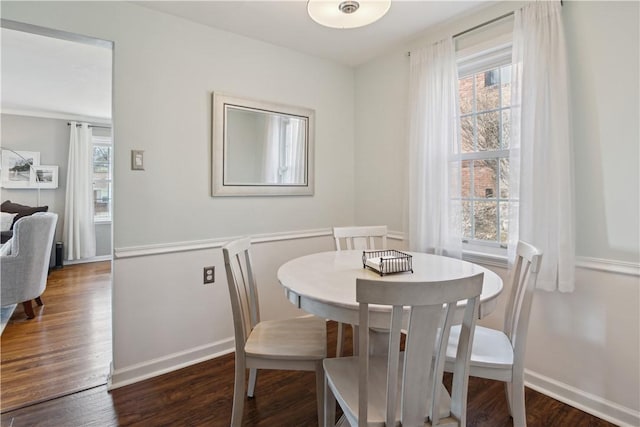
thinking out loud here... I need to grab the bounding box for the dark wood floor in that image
[1,261,112,412]
[0,263,615,427]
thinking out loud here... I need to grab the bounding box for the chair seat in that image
[446,325,514,371]
[324,355,454,427]
[245,316,326,360]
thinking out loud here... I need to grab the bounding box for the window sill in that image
[462,246,508,269]
[94,219,112,225]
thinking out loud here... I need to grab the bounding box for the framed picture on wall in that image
[0,150,40,188]
[31,165,59,189]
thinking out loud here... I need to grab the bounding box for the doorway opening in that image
[0,19,114,413]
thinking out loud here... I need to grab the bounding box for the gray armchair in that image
[1,212,58,319]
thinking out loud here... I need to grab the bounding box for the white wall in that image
[354,51,408,231]
[565,1,640,262]
[1,115,68,242]
[0,114,113,258]
[354,1,640,425]
[1,0,356,386]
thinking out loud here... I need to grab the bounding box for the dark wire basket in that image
[362,249,413,276]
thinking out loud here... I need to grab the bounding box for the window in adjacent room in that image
[92,135,112,222]
[457,49,512,251]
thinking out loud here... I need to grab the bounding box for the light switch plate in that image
[131,150,144,170]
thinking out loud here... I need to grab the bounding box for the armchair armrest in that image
[0,239,12,257]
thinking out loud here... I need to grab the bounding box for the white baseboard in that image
[64,254,112,265]
[525,369,640,427]
[107,337,234,390]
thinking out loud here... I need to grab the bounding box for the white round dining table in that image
[277,250,503,330]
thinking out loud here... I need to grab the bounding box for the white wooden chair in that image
[333,225,388,252]
[323,273,483,427]
[222,237,327,427]
[444,241,543,427]
[332,225,388,357]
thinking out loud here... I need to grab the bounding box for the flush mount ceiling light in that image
[307,0,391,29]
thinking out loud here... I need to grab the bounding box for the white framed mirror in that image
[212,93,315,196]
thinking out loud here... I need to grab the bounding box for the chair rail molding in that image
[575,256,640,277]
[114,229,639,277]
[114,228,405,259]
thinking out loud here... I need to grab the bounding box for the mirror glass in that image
[212,93,315,196]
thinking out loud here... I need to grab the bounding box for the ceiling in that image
[1,28,113,121]
[135,1,490,66]
[1,1,490,121]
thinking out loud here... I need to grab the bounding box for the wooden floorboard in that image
[0,349,616,427]
[0,261,112,413]
[0,263,616,426]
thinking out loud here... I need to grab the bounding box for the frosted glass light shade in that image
[307,0,391,29]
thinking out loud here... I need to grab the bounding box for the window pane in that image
[501,109,511,149]
[93,181,111,219]
[93,146,111,179]
[461,160,471,197]
[473,159,497,199]
[500,202,509,244]
[457,59,513,248]
[462,200,472,239]
[459,75,474,114]
[460,116,474,153]
[476,71,500,112]
[499,158,510,198]
[477,111,500,151]
[501,65,512,107]
[474,201,497,241]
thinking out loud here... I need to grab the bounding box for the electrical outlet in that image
[203,266,215,284]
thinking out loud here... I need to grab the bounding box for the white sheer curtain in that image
[263,116,306,185]
[281,119,306,184]
[262,115,281,184]
[509,1,575,292]
[63,122,96,261]
[408,38,462,258]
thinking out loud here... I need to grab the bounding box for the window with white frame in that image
[457,45,513,250]
[92,136,112,222]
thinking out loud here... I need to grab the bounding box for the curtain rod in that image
[452,0,563,39]
[407,12,512,57]
[67,122,111,129]
[452,11,514,39]
[408,0,563,57]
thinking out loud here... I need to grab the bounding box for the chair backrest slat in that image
[231,254,251,341]
[449,294,479,422]
[402,304,442,426]
[333,225,388,251]
[356,274,483,426]
[503,241,543,368]
[223,237,261,356]
[430,300,458,425]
